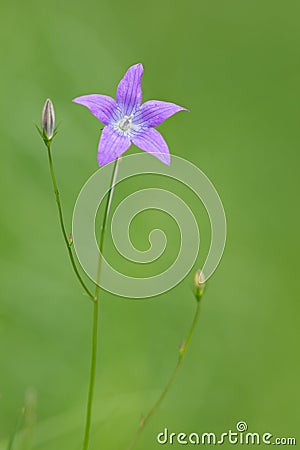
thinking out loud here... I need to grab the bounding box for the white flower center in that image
[118,114,134,132]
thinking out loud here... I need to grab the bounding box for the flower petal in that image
[73,94,117,125]
[132,128,170,165]
[97,126,131,166]
[134,100,188,127]
[116,63,144,115]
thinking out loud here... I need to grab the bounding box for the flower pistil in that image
[118,113,134,132]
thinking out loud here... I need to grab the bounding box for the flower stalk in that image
[45,140,95,301]
[126,271,206,450]
[38,99,121,450]
[82,157,121,450]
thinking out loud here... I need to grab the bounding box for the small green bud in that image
[41,98,55,140]
[194,269,205,301]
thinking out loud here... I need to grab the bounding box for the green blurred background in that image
[1,0,299,448]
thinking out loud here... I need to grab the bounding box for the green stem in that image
[94,158,120,299]
[46,143,95,302]
[82,300,98,450]
[126,297,202,450]
[82,158,120,450]
[7,407,24,450]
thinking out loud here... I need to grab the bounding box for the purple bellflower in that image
[73,63,188,166]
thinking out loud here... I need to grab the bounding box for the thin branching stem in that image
[46,143,95,301]
[126,297,202,450]
[82,158,120,450]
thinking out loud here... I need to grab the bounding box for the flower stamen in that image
[118,114,134,132]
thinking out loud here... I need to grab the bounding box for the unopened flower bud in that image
[41,98,55,140]
[194,269,205,301]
